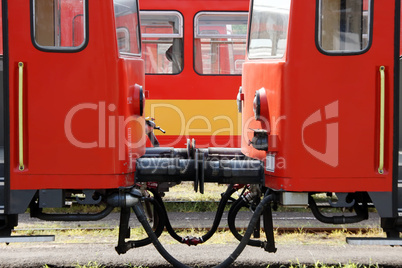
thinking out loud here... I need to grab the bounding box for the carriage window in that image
[33,0,86,50]
[318,0,371,54]
[248,0,290,59]
[194,12,247,75]
[114,0,141,56]
[140,11,183,74]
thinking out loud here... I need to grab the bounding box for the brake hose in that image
[128,197,166,248]
[116,196,166,254]
[133,192,275,268]
[150,184,237,245]
[309,194,368,224]
[228,194,266,248]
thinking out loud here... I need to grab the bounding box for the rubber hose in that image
[149,189,183,243]
[133,192,274,268]
[33,204,114,221]
[309,195,368,224]
[151,184,236,244]
[128,197,166,248]
[228,196,247,241]
[227,195,265,247]
[201,184,236,242]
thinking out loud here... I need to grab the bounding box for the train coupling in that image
[135,140,264,193]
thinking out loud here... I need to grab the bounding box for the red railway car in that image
[239,0,402,240]
[140,0,249,148]
[0,0,145,235]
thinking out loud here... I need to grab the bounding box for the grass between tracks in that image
[39,183,232,214]
[42,261,381,268]
[163,182,230,202]
[44,262,148,268]
[285,261,380,268]
[12,225,386,246]
[42,182,363,214]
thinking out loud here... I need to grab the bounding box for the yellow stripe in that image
[145,100,242,136]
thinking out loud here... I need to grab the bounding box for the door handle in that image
[378,66,385,174]
[18,62,24,171]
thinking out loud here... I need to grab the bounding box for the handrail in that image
[18,62,24,171]
[378,66,385,174]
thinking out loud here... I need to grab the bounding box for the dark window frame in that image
[194,10,248,76]
[115,0,142,57]
[315,0,374,56]
[246,0,291,60]
[30,0,89,53]
[140,10,184,75]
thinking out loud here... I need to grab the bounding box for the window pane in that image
[194,12,247,75]
[34,0,86,49]
[248,0,290,59]
[318,0,370,53]
[140,11,183,74]
[114,0,141,55]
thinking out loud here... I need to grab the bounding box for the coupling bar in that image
[144,147,188,158]
[143,147,245,160]
[135,157,264,185]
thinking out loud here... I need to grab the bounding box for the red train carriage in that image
[239,0,402,240]
[140,0,249,148]
[0,0,145,236]
[241,0,389,192]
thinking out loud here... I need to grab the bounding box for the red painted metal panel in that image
[7,0,145,190]
[241,1,395,192]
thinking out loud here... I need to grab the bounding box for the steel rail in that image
[12,226,375,234]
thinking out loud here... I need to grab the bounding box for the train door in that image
[3,0,145,196]
[242,0,398,203]
[5,0,90,180]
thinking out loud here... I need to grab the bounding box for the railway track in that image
[12,226,377,234]
[13,210,381,235]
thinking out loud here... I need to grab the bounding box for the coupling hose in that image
[133,192,275,268]
[228,195,266,248]
[309,195,368,224]
[151,184,236,245]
